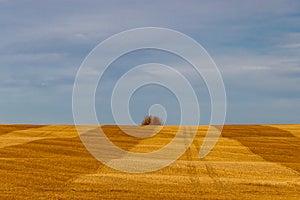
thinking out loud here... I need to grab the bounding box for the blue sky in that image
[0,0,300,124]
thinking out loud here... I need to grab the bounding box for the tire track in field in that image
[78,126,197,175]
[199,125,236,198]
[178,125,234,198]
[182,126,200,185]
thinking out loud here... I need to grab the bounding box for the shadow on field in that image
[82,125,143,152]
[0,125,46,135]
[221,125,300,173]
[0,136,100,197]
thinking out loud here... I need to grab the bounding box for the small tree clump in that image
[141,115,163,125]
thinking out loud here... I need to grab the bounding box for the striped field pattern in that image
[0,124,299,199]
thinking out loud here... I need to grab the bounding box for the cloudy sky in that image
[0,0,299,124]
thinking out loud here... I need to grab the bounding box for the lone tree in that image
[141,115,163,125]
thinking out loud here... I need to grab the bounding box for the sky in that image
[0,0,300,125]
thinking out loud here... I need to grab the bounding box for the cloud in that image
[279,43,300,49]
[0,0,299,124]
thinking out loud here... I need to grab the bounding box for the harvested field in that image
[0,124,299,199]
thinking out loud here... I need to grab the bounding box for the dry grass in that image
[0,124,299,199]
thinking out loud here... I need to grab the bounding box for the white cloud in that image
[279,43,300,49]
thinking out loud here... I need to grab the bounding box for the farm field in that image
[0,124,299,199]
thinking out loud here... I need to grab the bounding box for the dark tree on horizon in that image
[141,115,163,125]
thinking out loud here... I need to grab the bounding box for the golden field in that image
[0,124,299,199]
